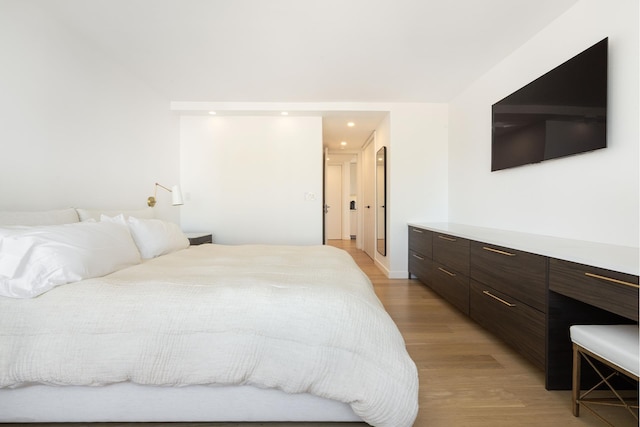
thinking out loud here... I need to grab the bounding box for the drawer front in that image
[433,233,469,276]
[470,280,545,370]
[188,234,213,246]
[549,258,639,321]
[431,262,469,315]
[408,226,432,258]
[409,250,432,284]
[470,240,547,312]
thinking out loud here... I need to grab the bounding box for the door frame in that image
[360,132,376,259]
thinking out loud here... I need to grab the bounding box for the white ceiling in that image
[37,0,579,151]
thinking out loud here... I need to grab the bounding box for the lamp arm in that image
[155,182,173,193]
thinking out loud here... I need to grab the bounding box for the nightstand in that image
[185,232,213,246]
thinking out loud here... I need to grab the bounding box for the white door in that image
[362,137,375,259]
[325,164,342,240]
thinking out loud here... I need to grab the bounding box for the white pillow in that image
[77,208,154,222]
[126,217,189,259]
[0,221,141,298]
[100,213,127,226]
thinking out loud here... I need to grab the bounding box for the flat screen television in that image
[491,38,607,171]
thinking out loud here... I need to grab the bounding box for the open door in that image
[324,163,342,241]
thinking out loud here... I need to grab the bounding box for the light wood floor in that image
[4,240,635,427]
[332,239,636,427]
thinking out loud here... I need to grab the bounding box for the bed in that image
[0,209,419,426]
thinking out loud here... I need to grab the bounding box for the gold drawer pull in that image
[412,254,425,261]
[483,246,516,257]
[438,235,456,242]
[411,228,424,233]
[482,291,516,307]
[438,267,456,277]
[585,272,640,289]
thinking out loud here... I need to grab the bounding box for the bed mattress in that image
[0,244,418,427]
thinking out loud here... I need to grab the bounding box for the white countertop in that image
[408,222,639,276]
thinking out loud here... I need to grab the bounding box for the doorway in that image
[324,164,342,241]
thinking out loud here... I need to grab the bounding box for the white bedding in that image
[0,244,418,427]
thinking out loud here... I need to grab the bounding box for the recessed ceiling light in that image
[281,111,289,116]
[340,141,347,146]
[347,122,355,127]
[208,111,216,115]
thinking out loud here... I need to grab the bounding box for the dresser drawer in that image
[470,280,545,370]
[431,261,469,315]
[408,226,432,258]
[470,241,547,312]
[409,250,432,284]
[549,258,639,321]
[433,233,469,276]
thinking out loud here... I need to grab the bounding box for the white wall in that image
[448,0,639,247]
[0,2,180,222]
[388,104,449,277]
[179,115,323,245]
[373,114,391,271]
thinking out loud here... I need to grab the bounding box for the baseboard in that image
[388,270,410,279]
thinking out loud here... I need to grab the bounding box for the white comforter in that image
[0,244,418,427]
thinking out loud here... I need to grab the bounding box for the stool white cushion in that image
[570,324,639,377]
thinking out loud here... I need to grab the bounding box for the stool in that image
[570,324,639,425]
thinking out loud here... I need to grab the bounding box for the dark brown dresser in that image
[408,222,639,390]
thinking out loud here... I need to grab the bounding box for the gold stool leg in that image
[572,343,581,417]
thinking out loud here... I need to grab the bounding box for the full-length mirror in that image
[376,146,386,256]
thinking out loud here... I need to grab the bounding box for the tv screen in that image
[491,38,607,171]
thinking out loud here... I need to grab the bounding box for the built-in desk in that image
[408,222,639,390]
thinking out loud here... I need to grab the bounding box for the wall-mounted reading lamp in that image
[147,183,184,207]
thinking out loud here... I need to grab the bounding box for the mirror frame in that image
[376,146,386,256]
